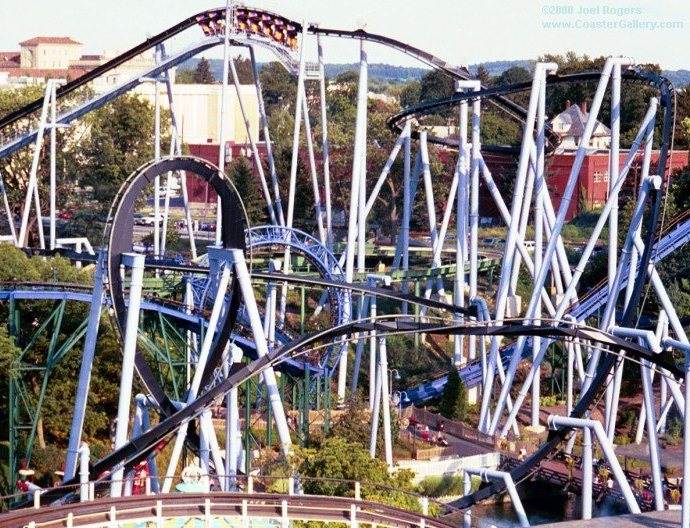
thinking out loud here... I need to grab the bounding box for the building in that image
[545,101,689,219]
[187,141,270,204]
[550,101,611,151]
[130,83,260,146]
[132,82,263,204]
[547,150,689,219]
[18,37,82,70]
[0,36,154,86]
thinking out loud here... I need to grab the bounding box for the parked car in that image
[138,214,163,226]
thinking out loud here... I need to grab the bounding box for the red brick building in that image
[187,142,269,203]
[547,150,689,220]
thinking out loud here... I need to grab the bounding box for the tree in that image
[335,70,359,84]
[193,57,215,84]
[0,85,81,244]
[230,55,254,85]
[0,245,122,471]
[439,366,468,421]
[493,66,532,87]
[475,64,491,85]
[419,69,454,102]
[298,437,419,511]
[399,81,421,108]
[260,62,296,114]
[175,67,196,84]
[67,93,170,218]
[674,88,690,149]
[230,157,267,225]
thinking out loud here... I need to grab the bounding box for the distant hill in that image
[663,69,690,88]
[178,58,690,87]
[468,60,534,76]
[177,58,428,82]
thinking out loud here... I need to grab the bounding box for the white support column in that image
[18,81,52,247]
[225,343,243,487]
[582,427,593,520]
[0,170,16,244]
[162,254,232,492]
[65,250,106,480]
[228,54,277,226]
[317,34,333,249]
[280,20,309,330]
[495,74,651,436]
[301,94,327,243]
[49,82,57,250]
[640,360,664,510]
[454,94,468,367]
[468,83,481,375]
[340,40,369,401]
[400,128,413,316]
[249,46,283,226]
[379,337,393,467]
[479,63,546,433]
[356,40,368,274]
[78,443,90,502]
[153,48,161,258]
[604,62,622,432]
[419,131,443,300]
[111,253,146,497]
[369,293,376,408]
[232,248,292,454]
[215,0,233,246]
[548,415,641,514]
[349,294,371,403]
[531,66,548,431]
[463,468,530,527]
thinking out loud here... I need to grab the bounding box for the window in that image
[593,171,602,183]
[603,171,609,182]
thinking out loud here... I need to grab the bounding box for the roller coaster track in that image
[0,491,458,528]
[387,68,674,149]
[0,281,313,378]
[0,6,554,157]
[0,4,679,515]
[35,311,680,508]
[402,210,690,405]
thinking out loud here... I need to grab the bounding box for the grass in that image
[416,474,480,497]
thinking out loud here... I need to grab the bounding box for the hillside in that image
[178,58,690,87]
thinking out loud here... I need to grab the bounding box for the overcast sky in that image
[1,1,689,70]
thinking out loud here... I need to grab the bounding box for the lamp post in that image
[388,369,400,397]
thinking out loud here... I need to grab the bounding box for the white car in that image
[138,214,164,226]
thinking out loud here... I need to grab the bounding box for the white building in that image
[550,101,611,151]
[129,82,260,145]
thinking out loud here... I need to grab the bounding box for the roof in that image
[0,52,20,69]
[19,37,82,46]
[551,104,611,139]
[3,67,90,80]
[0,51,20,70]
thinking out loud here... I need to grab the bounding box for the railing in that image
[501,457,655,512]
[402,407,498,450]
[0,474,470,528]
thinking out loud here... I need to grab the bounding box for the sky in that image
[1,1,689,70]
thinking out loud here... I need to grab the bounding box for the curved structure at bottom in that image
[0,491,457,528]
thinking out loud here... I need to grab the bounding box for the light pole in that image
[388,369,400,397]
